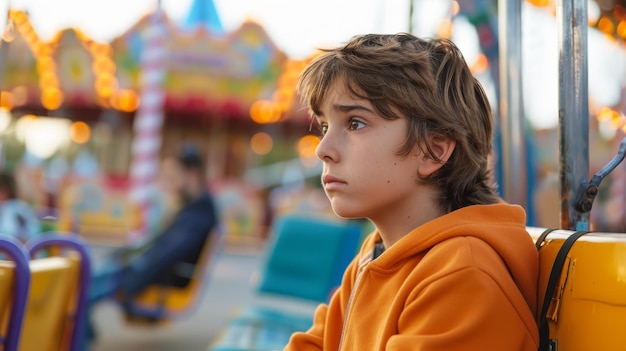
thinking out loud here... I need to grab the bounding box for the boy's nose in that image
[315,134,338,162]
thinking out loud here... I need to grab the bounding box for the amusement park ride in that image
[498,0,626,350]
[1,0,626,350]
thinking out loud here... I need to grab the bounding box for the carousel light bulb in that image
[70,121,91,144]
[24,118,70,159]
[0,91,13,110]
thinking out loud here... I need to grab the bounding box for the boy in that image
[285,33,538,350]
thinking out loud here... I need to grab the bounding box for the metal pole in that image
[409,0,415,34]
[557,0,589,230]
[498,0,528,209]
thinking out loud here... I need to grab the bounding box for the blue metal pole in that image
[498,0,528,210]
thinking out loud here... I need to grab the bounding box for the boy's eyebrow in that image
[316,102,374,118]
[333,103,374,114]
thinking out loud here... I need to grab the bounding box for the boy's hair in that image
[297,33,499,212]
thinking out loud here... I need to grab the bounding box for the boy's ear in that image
[417,135,456,177]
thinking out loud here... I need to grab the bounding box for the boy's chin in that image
[331,207,362,219]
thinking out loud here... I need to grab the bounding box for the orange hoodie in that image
[284,203,539,350]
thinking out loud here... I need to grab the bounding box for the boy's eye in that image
[312,121,327,136]
[320,124,329,135]
[348,119,365,131]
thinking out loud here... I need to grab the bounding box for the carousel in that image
[0,0,324,245]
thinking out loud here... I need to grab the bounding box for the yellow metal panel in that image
[531,227,626,351]
[570,240,626,305]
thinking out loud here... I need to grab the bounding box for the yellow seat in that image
[0,261,15,324]
[530,226,626,351]
[22,234,91,351]
[0,261,17,346]
[127,228,225,322]
[19,256,80,351]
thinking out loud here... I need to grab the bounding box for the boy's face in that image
[314,81,426,221]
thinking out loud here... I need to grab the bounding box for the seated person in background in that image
[0,171,41,242]
[86,146,219,343]
[117,144,219,299]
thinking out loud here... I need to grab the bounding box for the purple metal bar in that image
[26,234,92,351]
[0,234,30,351]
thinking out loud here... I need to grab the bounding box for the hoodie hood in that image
[368,203,537,315]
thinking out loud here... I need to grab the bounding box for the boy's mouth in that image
[322,174,347,190]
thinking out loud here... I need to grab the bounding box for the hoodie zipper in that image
[337,263,368,350]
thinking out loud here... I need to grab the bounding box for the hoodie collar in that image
[366,203,527,269]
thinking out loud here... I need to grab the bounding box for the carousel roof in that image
[182,0,224,34]
[0,8,292,121]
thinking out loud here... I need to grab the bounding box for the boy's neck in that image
[371,190,445,248]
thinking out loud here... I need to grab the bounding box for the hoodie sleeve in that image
[284,236,372,351]
[284,303,328,350]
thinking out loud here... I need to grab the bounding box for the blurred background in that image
[0,0,626,349]
[1,0,626,243]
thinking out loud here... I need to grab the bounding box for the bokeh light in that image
[112,89,140,112]
[0,91,13,109]
[297,134,320,167]
[16,116,71,159]
[0,108,12,133]
[41,87,64,110]
[250,132,273,155]
[250,100,281,124]
[70,121,91,144]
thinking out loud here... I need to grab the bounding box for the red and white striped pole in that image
[128,4,168,244]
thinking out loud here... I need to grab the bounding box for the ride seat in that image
[123,227,225,322]
[24,234,92,351]
[209,214,363,351]
[19,256,80,351]
[530,226,626,351]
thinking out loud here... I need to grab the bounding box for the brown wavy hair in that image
[297,33,500,213]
